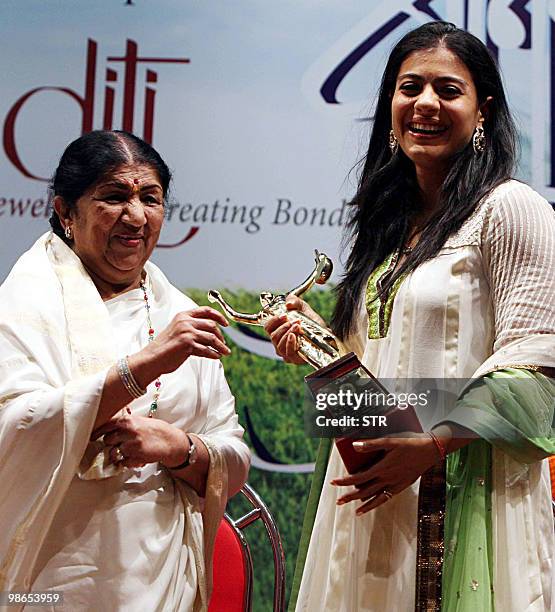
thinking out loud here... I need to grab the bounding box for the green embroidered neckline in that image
[366,252,408,339]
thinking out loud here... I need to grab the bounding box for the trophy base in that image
[305,352,422,474]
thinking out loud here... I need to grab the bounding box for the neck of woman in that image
[415,165,448,218]
[85,266,143,301]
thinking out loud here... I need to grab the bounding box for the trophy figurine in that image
[208,250,340,369]
[208,250,422,473]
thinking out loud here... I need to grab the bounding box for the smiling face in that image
[55,163,165,297]
[391,46,486,180]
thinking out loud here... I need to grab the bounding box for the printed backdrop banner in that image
[2,1,554,290]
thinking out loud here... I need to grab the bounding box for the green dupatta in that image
[288,371,555,611]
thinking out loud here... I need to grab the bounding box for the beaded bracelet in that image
[117,357,146,399]
[428,431,447,462]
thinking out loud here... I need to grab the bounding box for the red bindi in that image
[133,178,139,184]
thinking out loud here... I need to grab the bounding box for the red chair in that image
[209,483,286,612]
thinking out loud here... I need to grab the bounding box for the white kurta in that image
[0,233,250,611]
[296,180,555,611]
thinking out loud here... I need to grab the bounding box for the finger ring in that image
[114,447,124,462]
[382,489,394,499]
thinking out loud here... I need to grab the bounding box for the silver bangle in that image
[117,357,146,399]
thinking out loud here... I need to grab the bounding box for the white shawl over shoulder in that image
[0,233,250,611]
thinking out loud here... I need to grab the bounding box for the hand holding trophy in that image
[208,250,421,473]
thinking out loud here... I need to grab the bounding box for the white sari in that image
[0,233,250,611]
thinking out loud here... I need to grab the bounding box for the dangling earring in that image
[473,125,485,154]
[64,226,73,240]
[389,129,398,155]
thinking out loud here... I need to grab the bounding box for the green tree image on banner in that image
[187,287,335,611]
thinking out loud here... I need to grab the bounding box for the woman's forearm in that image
[431,422,476,456]
[164,433,210,497]
[94,348,160,430]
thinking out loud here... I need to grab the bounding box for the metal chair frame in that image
[223,482,286,612]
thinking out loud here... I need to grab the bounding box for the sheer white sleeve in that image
[477,182,555,371]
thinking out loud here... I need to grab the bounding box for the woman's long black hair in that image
[331,21,517,340]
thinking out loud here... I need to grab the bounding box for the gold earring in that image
[389,129,398,155]
[473,125,485,154]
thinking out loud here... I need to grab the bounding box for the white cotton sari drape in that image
[0,233,250,611]
[295,180,555,611]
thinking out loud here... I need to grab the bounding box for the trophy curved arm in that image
[207,290,262,325]
[288,250,333,298]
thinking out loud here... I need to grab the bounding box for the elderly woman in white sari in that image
[0,130,250,611]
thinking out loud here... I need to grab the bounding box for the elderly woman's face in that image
[391,46,486,176]
[68,163,165,288]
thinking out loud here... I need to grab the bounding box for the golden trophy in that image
[208,250,338,369]
[208,250,421,473]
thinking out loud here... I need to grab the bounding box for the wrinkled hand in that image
[263,294,328,364]
[92,414,189,469]
[331,434,439,515]
[146,306,230,375]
